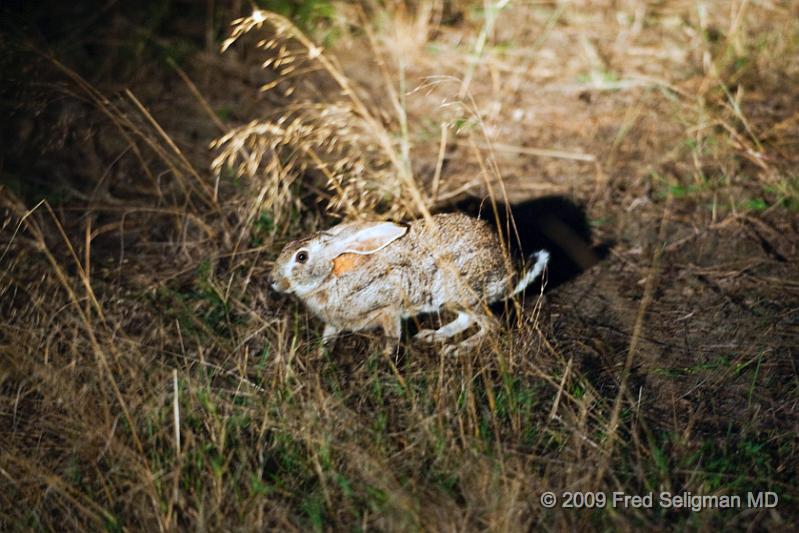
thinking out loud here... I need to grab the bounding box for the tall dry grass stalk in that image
[210,8,428,222]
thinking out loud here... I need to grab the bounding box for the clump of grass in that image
[210,9,421,222]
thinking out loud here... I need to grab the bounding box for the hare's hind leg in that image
[414,311,475,343]
[443,312,496,355]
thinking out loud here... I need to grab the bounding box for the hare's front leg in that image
[318,324,340,356]
[379,311,402,356]
[414,311,475,343]
[322,324,340,344]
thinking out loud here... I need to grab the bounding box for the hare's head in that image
[270,221,408,297]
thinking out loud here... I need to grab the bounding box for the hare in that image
[269,204,550,354]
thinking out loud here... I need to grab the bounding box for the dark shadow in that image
[446,195,611,294]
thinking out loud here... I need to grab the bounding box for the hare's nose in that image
[267,271,281,293]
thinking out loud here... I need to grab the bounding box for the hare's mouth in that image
[268,272,292,294]
[271,280,291,294]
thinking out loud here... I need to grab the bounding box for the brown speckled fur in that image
[270,213,531,353]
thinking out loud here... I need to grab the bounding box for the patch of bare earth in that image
[2,1,798,530]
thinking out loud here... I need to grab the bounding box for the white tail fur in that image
[511,250,549,296]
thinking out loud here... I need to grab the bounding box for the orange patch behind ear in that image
[332,253,370,277]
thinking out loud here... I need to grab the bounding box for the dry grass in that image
[2,0,799,531]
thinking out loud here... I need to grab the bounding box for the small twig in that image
[431,123,448,204]
[549,357,573,420]
[172,369,181,456]
[457,140,596,162]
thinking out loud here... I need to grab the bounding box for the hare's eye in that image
[295,251,308,264]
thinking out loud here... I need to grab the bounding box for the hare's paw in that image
[414,329,441,343]
[444,324,492,355]
[441,341,482,356]
[441,340,477,356]
[441,343,460,356]
[382,337,401,357]
[416,312,476,345]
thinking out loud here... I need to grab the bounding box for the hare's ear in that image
[329,221,408,257]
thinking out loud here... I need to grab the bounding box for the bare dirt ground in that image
[2,1,798,531]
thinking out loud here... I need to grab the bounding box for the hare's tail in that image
[450,195,606,293]
[511,249,549,296]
